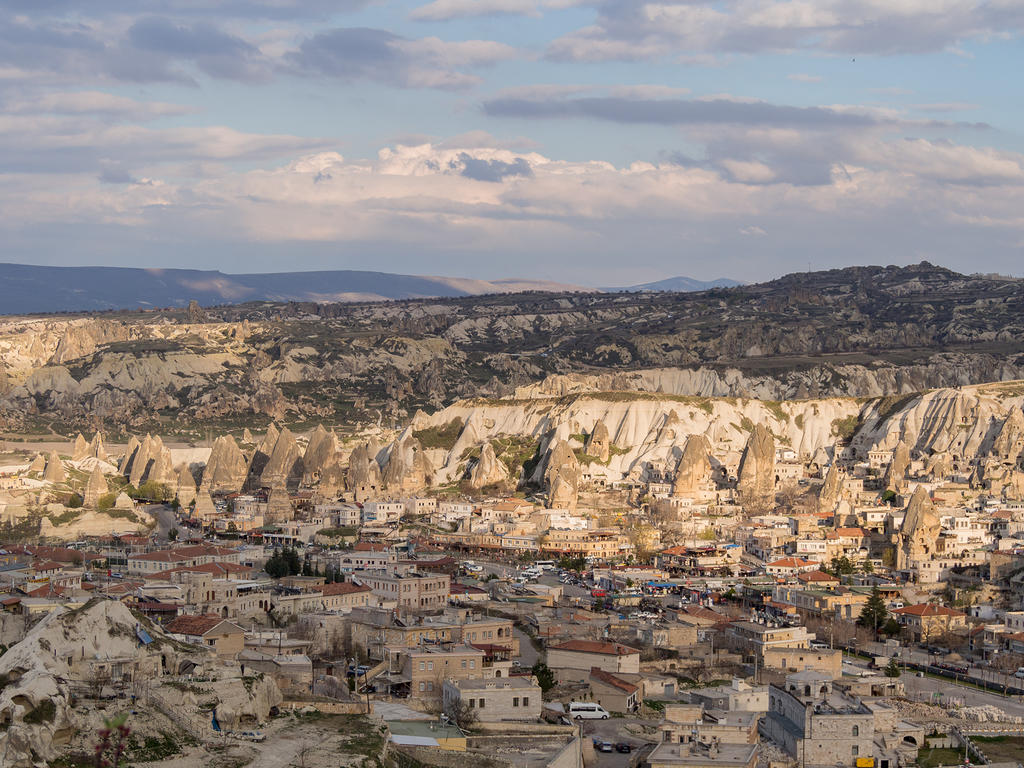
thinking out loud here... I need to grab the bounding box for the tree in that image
[884,658,901,678]
[829,556,855,576]
[168,527,178,542]
[882,617,901,637]
[531,662,556,693]
[861,559,874,574]
[444,698,478,730]
[857,587,888,636]
[97,492,117,511]
[67,493,83,509]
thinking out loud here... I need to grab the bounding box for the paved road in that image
[146,504,178,543]
[579,715,658,768]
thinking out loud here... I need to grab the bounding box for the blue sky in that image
[1,0,1022,286]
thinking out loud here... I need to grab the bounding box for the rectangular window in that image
[469,699,475,708]
[513,697,519,707]
[470,661,475,669]
[428,662,434,671]
[428,682,433,691]
[523,697,529,706]
[419,661,425,671]
[461,660,467,668]
[479,699,485,708]
[419,682,425,692]
[852,747,859,756]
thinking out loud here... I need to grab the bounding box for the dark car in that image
[597,742,614,753]
[615,743,632,753]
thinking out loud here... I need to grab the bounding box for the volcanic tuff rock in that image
[71,433,88,461]
[43,450,64,483]
[897,485,942,569]
[672,435,713,496]
[260,426,303,489]
[992,407,1024,464]
[246,424,279,488]
[302,424,337,482]
[818,461,842,513]
[5,263,1024,434]
[383,436,432,493]
[469,442,510,490]
[28,453,45,473]
[83,464,107,507]
[544,439,581,510]
[737,424,775,503]
[347,443,382,502]
[584,420,611,463]
[176,464,197,506]
[202,435,247,493]
[885,441,911,494]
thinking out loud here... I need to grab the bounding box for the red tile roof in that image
[148,562,253,580]
[893,604,966,618]
[589,667,638,694]
[322,581,372,596]
[165,614,238,637]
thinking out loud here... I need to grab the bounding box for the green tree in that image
[857,587,888,636]
[884,658,901,678]
[67,493,83,509]
[531,662,556,693]
[882,617,901,637]
[168,527,178,542]
[97,492,117,511]
[861,559,874,574]
[829,556,855,576]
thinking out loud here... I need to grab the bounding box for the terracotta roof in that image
[893,604,966,618]
[31,560,66,572]
[798,570,839,583]
[589,667,638,694]
[354,542,388,551]
[549,640,640,656]
[322,581,372,596]
[165,614,237,637]
[148,562,253,580]
[129,550,193,563]
[766,557,817,568]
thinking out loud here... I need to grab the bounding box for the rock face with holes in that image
[544,439,581,510]
[897,485,942,571]
[0,599,280,768]
[671,435,713,497]
[584,420,611,463]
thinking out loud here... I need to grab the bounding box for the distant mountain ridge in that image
[0,263,585,314]
[614,276,743,292]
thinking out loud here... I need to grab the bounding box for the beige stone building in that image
[547,640,640,683]
[443,676,542,722]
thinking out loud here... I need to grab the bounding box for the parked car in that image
[570,702,610,719]
[597,742,614,753]
[615,743,632,753]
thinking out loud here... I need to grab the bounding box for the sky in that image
[2,1,1023,287]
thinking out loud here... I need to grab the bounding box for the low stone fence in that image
[280,698,370,714]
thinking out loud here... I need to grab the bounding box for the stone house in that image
[891,604,967,642]
[762,648,843,679]
[547,640,640,683]
[442,676,542,722]
[587,667,639,713]
[164,615,245,658]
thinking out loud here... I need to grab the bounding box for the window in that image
[513,697,519,707]
[470,660,475,669]
[852,726,859,737]
[852,747,859,756]
[427,682,433,691]
[461,660,467,669]
[523,697,529,707]
[419,682,425,692]
[428,662,434,671]
[478,699,485,708]
[469,699,475,708]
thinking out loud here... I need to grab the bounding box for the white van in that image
[569,702,610,720]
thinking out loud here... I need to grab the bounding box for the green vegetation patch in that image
[317,527,358,538]
[413,419,464,450]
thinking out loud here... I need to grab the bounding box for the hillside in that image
[2,261,1024,436]
[0,263,585,314]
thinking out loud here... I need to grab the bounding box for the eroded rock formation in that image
[737,424,775,503]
